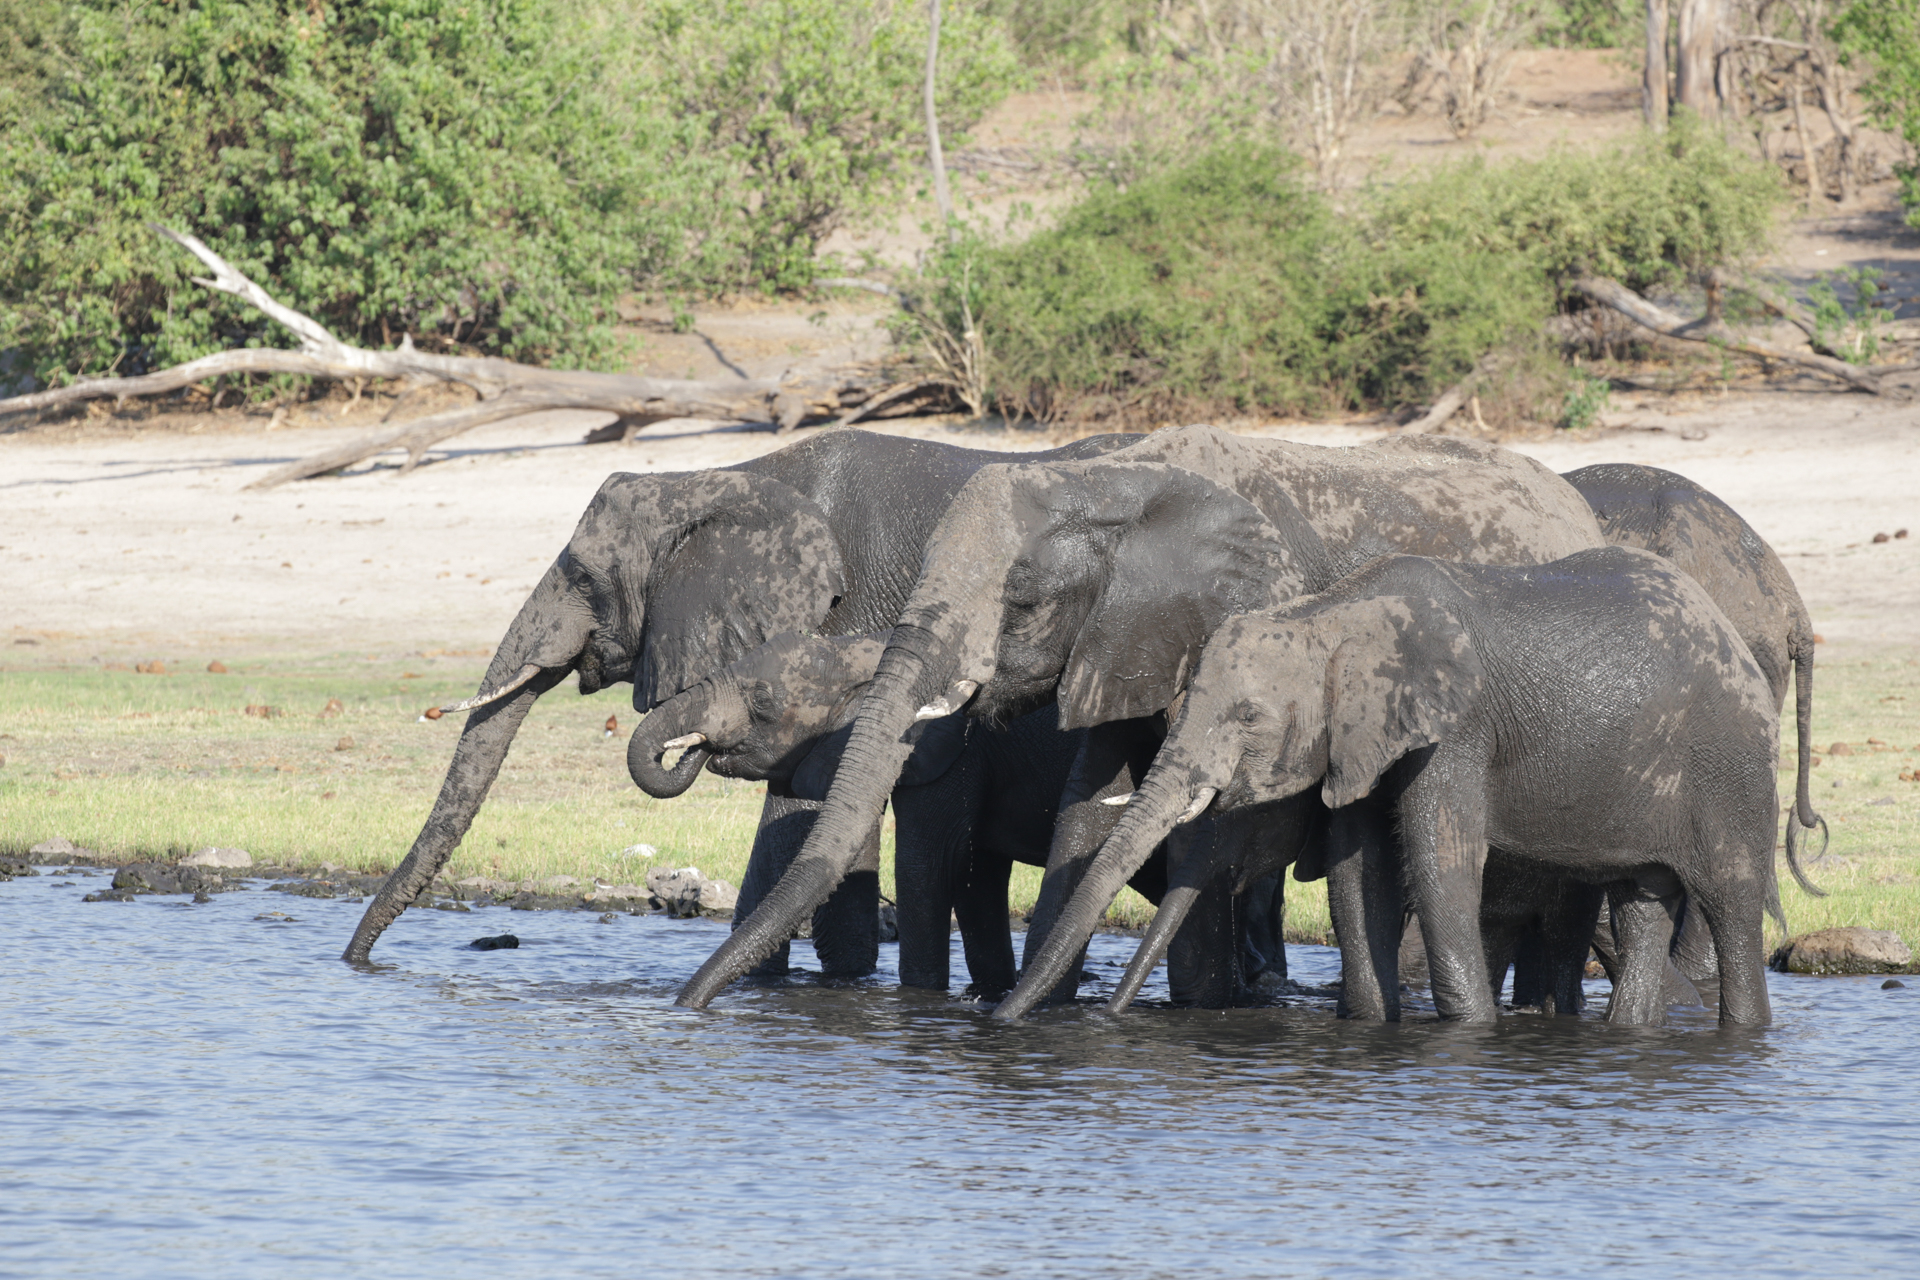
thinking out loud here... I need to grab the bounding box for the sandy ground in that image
[6,49,1917,665]
[4,397,1914,665]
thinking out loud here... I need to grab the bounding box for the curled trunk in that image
[627,686,717,798]
[675,630,947,1007]
[992,775,1193,1021]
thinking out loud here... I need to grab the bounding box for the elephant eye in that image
[747,682,777,716]
[1237,702,1260,725]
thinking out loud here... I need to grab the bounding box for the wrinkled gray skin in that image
[676,424,1608,1009]
[997,547,1782,1027]
[1474,464,1826,1006]
[629,630,1187,994]
[342,429,1136,967]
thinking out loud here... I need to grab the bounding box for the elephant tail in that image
[1782,623,1828,899]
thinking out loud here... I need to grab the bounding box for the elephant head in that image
[342,470,846,964]
[675,457,1320,1006]
[993,575,1486,1019]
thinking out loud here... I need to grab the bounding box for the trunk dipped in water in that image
[343,561,589,964]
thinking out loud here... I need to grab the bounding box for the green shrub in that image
[1835,0,1920,223]
[0,0,702,383]
[903,123,1785,426]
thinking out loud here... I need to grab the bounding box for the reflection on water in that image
[2,870,1915,1279]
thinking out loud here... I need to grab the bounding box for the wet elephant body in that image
[343,429,1137,966]
[997,547,1784,1028]
[676,425,1610,1009]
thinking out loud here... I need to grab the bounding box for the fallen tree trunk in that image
[0,225,914,489]
[1573,274,1889,395]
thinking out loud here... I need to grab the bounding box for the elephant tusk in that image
[913,679,980,722]
[432,663,542,716]
[661,732,708,751]
[1177,787,1217,824]
[1101,793,1133,807]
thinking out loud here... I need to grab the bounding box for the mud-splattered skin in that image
[628,630,1176,994]
[342,429,1139,967]
[997,547,1781,1028]
[677,426,1610,1011]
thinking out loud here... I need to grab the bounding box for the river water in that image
[3,868,1915,1279]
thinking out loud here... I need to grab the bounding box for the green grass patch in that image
[8,645,1906,952]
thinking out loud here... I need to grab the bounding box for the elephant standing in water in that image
[675,425,1610,1009]
[996,548,1785,1028]
[342,429,1136,967]
[626,630,1181,995]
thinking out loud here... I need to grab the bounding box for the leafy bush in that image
[902,124,1785,426]
[1835,0,1920,222]
[0,0,697,382]
[638,0,1020,292]
[0,0,1018,387]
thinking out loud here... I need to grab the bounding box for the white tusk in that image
[914,679,979,722]
[436,663,541,715]
[662,733,708,751]
[1177,787,1217,824]
[1101,793,1133,807]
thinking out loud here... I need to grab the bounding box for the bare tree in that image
[1675,0,1724,117]
[1414,0,1541,139]
[1646,0,1672,131]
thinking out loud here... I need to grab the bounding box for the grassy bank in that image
[6,645,1917,949]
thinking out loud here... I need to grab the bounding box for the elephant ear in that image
[1319,596,1485,809]
[633,473,846,710]
[791,698,971,801]
[1055,463,1303,729]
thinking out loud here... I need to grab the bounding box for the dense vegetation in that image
[901,121,1784,425]
[0,0,1015,382]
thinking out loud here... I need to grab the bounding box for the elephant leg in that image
[1603,883,1672,1025]
[1668,891,1719,988]
[1397,754,1495,1024]
[1164,820,1239,1008]
[1690,872,1773,1027]
[1536,880,1604,1017]
[1397,912,1429,989]
[1589,897,1620,985]
[891,782,971,991]
[1325,799,1403,1022]
[954,852,1018,996]
[735,791,819,977]
[1240,871,1286,985]
[809,812,881,978]
[1023,717,1162,1004]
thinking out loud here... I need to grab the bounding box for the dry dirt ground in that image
[4,49,1917,663]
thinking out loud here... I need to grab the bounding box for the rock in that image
[0,860,36,880]
[335,736,354,751]
[1869,797,1895,807]
[645,866,737,918]
[30,837,80,858]
[1884,979,1907,990]
[470,933,520,950]
[192,891,212,904]
[597,912,618,924]
[1829,742,1854,756]
[619,843,658,860]
[181,846,252,869]
[1873,532,1891,544]
[1769,927,1914,975]
[207,660,228,673]
[877,900,899,943]
[254,911,297,922]
[82,889,136,903]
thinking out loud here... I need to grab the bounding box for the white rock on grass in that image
[30,837,80,857]
[645,866,738,917]
[619,843,658,859]
[181,847,252,869]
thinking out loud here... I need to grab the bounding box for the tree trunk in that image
[1674,0,1719,117]
[1645,0,1671,131]
[924,0,954,238]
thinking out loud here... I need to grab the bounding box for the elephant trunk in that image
[1108,876,1208,1013]
[993,771,1205,1021]
[675,627,952,1008]
[627,683,720,798]
[343,666,569,964]
[343,559,590,965]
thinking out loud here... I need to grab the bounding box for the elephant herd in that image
[343,426,1823,1028]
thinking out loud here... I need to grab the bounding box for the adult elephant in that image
[341,428,1136,967]
[675,424,1609,1009]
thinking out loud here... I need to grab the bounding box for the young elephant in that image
[627,630,1177,994]
[996,546,1783,1027]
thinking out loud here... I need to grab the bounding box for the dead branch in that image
[0,225,899,487]
[1572,274,1886,394]
[1398,354,1501,434]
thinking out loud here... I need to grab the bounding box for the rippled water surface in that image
[4,869,1916,1279]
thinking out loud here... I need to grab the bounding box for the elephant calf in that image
[996,546,1785,1028]
[627,630,1179,995]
